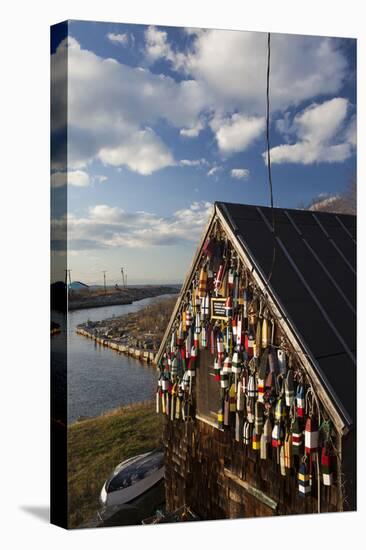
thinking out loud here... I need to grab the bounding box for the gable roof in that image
[217,202,356,427]
[157,201,356,431]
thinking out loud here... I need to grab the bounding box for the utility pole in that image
[65,269,72,293]
[121,267,125,287]
[102,270,107,295]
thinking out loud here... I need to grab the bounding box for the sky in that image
[51,20,356,285]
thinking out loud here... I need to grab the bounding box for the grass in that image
[67,400,163,528]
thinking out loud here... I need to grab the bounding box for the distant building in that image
[69,281,89,291]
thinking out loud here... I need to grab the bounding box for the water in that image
[53,294,175,423]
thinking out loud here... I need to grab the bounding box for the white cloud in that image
[95,175,108,183]
[107,32,129,45]
[180,120,204,137]
[268,98,355,165]
[66,202,213,250]
[212,114,265,154]
[207,166,222,177]
[51,170,91,188]
[230,168,250,180]
[145,26,186,69]
[52,37,207,173]
[147,29,348,114]
[98,128,174,175]
[179,158,208,167]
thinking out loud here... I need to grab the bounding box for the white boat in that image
[98,449,165,526]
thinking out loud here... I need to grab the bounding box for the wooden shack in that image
[156,201,356,520]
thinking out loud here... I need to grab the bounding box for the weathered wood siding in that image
[163,417,340,519]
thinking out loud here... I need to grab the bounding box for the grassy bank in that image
[68,401,163,528]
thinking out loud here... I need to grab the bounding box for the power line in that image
[265,32,276,282]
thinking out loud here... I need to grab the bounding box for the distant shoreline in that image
[68,284,179,311]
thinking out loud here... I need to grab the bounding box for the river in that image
[52,294,174,423]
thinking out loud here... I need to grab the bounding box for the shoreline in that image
[76,326,157,364]
[68,285,179,311]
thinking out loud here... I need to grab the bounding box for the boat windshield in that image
[107,451,164,493]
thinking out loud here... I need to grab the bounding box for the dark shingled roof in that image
[217,202,356,427]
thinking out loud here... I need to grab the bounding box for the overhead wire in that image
[265,32,277,282]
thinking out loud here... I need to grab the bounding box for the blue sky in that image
[51,21,356,285]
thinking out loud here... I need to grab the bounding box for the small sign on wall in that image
[211,298,228,320]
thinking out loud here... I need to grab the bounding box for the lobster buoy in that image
[291,416,303,456]
[274,397,286,423]
[305,416,319,454]
[236,315,243,346]
[246,397,255,423]
[255,400,264,435]
[223,355,232,374]
[268,347,278,374]
[295,384,305,418]
[235,412,242,442]
[280,445,286,476]
[176,386,183,419]
[201,295,210,318]
[245,329,255,358]
[185,307,193,328]
[217,333,224,361]
[228,268,235,289]
[252,427,261,451]
[198,267,208,298]
[171,356,178,378]
[170,331,176,353]
[201,326,207,348]
[236,380,245,411]
[260,417,272,459]
[177,321,184,346]
[284,431,293,469]
[277,349,287,375]
[170,383,177,420]
[298,458,311,497]
[220,368,229,389]
[214,265,225,295]
[285,369,294,407]
[232,351,242,376]
[218,404,224,429]
[272,422,283,448]
[243,421,252,445]
[229,383,236,413]
[156,387,160,414]
[224,296,233,318]
[247,374,257,399]
[255,321,262,356]
[261,317,270,349]
[224,392,230,426]
[232,317,237,342]
[257,348,269,403]
[321,445,334,486]
[243,289,249,320]
[214,358,221,381]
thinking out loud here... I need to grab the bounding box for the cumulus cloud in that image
[98,128,174,175]
[51,170,91,188]
[268,98,355,164]
[230,168,250,180]
[180,120,204,138]
[51,37,207,173]
[107,32,130,46]
[66,202,213,250]
[146,28,348,114]
[51,31,354,175]
[212,114,265,154]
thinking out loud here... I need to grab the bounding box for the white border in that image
[1,1,364,548]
